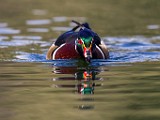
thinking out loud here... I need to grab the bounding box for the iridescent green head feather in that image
[76,28,94,62]
[81,37,92,47]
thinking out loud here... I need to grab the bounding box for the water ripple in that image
[0,22,8,28]
[147,24,160,30]
[104,36,160,63]
[0,39,47,48]
[27,28,49,33]
[51,27,73,32]
[52,16,86,22]
[0,28,20,34]
[26,19,51,25]
[0,36,9,41]
[32,9,48,15]
[12,36,42,40]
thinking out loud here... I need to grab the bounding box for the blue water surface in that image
[0,21,160,66]
[10,36,160,66]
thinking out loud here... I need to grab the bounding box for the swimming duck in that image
[46,20,109,62]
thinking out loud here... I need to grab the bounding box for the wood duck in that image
[46,20,109,62]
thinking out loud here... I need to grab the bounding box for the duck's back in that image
[55,31,78,46]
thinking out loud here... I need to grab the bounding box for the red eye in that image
[77,39,83,45]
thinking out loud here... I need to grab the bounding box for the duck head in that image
[75,28,95,62]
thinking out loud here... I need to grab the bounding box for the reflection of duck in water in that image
[77,81,95,94]
[46,20,109,62]
[75,70,97,81]
[76,70,102,94]
[52,67,102,95]
[52,66,102,81]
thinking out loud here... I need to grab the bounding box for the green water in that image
[0,62,160,120]
[0,0,160,120]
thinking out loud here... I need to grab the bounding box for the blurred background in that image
[0,0,160,60]
[1,0,160,36]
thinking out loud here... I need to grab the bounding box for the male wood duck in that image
[46,20,109,62]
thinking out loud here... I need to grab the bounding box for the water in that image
[0,0,160,120]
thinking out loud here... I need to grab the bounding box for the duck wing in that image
[55,31,77,46]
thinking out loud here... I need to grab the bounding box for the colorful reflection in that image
[52,66,103,95]
[51,65,105,110]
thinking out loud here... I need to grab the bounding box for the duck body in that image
[46,21,109,62]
